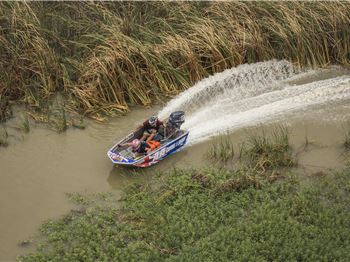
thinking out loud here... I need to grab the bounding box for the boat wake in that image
[158,60,350,145]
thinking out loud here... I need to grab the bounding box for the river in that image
[1,60,350,260]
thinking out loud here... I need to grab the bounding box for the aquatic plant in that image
[18,167,350,261]
[71,117,86,130]
[1,2,350,121]
[19,114,30,133]
[66,193,92,206]
[344,129,350,150]
[240,126,296,171]
[0,127,9,147]
[0,96,12,122]
[206,134,235,163]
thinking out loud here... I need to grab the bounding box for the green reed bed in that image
[240,126,296,171]
[1,2,350,121]
[18,166,350,261]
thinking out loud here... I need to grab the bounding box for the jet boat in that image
[107,111,189,167]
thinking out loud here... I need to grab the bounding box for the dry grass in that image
[1,2,350,120]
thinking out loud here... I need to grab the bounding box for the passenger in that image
[138,115,164,142]
[120,139,160,157]
[164,121,177,139]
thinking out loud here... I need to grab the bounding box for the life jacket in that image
[147,140,161,151]
[134,140,161,154]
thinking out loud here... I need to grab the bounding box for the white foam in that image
[158,60,350,145]
[158,60,295,118]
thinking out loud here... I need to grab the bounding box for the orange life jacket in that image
[147,140,161,151]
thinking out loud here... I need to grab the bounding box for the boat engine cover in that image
[169,111,185,128]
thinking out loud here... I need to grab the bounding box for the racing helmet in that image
[148,115,158,126]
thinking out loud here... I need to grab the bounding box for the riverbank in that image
[18,163,350,261]
[2,117,349,261]
[1,2,350,260]
[1,104,349,260]
[1,62,350,260]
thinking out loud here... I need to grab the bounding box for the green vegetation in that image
[71,117,86,130]
[48,106,67,133]
[18,166,350,261]
[16,128,350,261]
[1,2,350,121]
[344,129,350,150]
[19,113,30,133]
[206,134,235,163]
[0,96,12,122]
[240,126,296,171]
[5,2,350,260]
[206,126,296,170]
[0,127,9,147]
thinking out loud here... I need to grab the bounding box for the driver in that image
[138,115,164,142]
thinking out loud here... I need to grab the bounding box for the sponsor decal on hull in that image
[108,132,189,167]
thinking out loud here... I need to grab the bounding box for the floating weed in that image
[66,192,92,206]
[71,117,86,130]
[56,106,67,133]
[18,239,32,248]
[47,104,68,133]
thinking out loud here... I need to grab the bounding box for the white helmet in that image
[148,115,157,126]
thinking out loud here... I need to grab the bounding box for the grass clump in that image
[0,96,12,122]
[71,117,86,130]
[0,127,9,147]
[344,129,350,150]
[49,106,67,133]
[19,114,30,133]
[206,134,235,163]
[18,167,350,261]
[240,126,296,171]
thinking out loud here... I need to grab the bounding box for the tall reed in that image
[1,2,350,119]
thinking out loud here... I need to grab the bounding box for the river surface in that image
[1,61,350,260]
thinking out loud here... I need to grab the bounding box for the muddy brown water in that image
[1,110,349,261]
[1,72,350,260]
